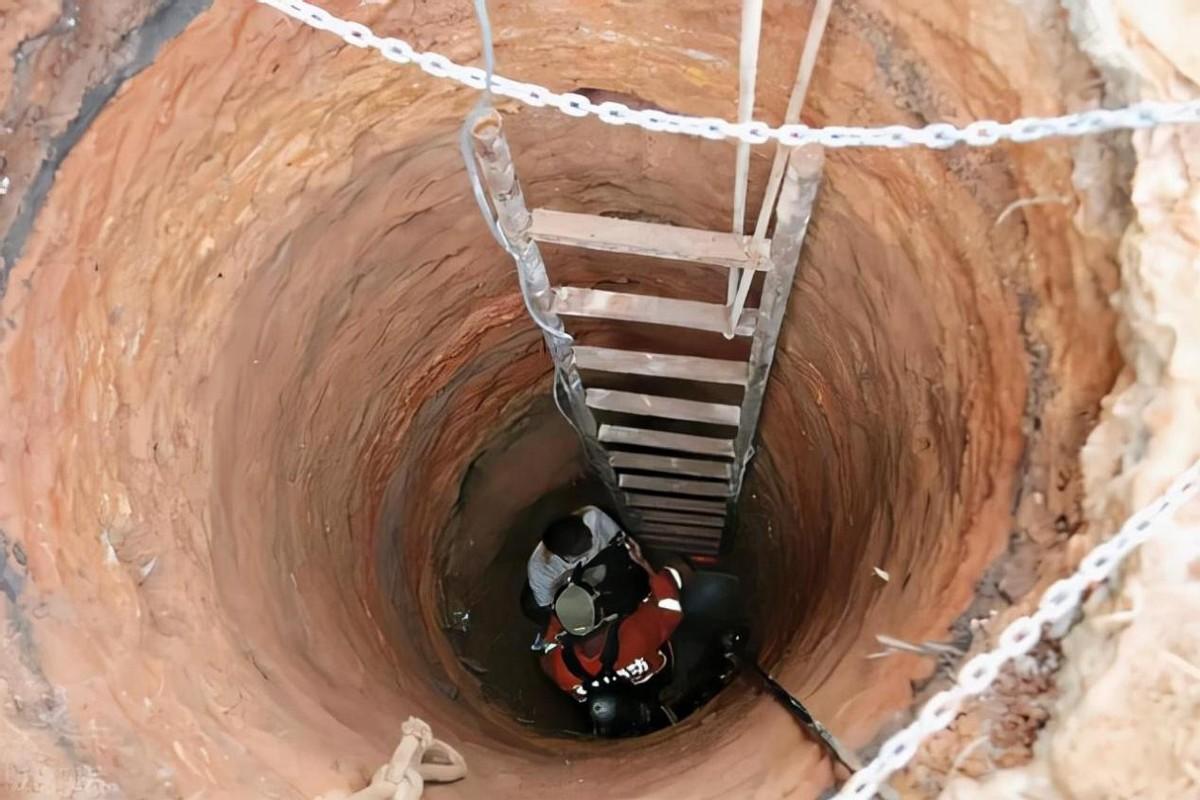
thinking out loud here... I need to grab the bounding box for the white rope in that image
[727,0,766,325]
[752,0,833,242]
[836,458,1200,799]
[458,0,585,456]
[732,0,764,237]
[727,0,833,337]
[255,0,1200,149]
[457,0,569,347]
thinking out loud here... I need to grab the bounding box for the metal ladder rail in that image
[471,109,823,556]
[469,112,630,526]
[729,145,824,509]
[541,149,823,552]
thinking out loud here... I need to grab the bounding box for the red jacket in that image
[541,567,684,700]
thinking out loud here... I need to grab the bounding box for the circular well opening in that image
[0,1,1127,797]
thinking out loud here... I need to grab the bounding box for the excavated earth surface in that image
[3,0,1183,797]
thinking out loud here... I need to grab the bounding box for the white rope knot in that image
[318,717,467,800]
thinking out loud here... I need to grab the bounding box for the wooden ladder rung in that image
[611,451,732,480]
[587,388,740,426]
[640,521,723,539]
[574,345,749,386]
[530,208,771,271]
[636,534,721,556]
[636,510,725,528]
[619,474,732,497]
[599,425,735,457]
[553,287,756,336]
[625,493,727,514]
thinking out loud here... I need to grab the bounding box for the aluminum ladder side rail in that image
[469,111,629,526]
[730,145,824,506]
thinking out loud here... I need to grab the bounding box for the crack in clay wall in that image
[0,0,1175,798]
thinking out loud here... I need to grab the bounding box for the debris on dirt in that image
[445,610,471,633]
[873,567,890,582]
[99,530,119,566]
[138,556,158,584]
[994,195,1070,226]
[458,657,488,676]
[868,634,965,661]
[895,639,1062,794]
[433,680,459,701]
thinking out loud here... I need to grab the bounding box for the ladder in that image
[470,111,823,559]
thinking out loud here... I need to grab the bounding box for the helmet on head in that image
[555,581,602,636]
[588,691,655,738]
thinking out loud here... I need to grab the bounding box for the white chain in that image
[836,459,1200,799]
[256,0,1200,149]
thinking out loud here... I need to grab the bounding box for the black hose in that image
[722,631,859,774]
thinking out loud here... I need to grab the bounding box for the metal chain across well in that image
[256,0,1200,149]
[836,459,1200,798]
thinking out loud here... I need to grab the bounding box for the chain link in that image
[836,459,1200,799]
[256,0,1200,149]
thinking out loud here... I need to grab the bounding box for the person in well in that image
[522,505,651,625]
[538,559,687,716]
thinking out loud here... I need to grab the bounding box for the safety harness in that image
[552,561,627,695]
[558,617,625,692]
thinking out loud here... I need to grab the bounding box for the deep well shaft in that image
[6,0,1181,797]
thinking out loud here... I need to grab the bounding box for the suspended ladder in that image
[468,0,830,559]
[471,118,822,558]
